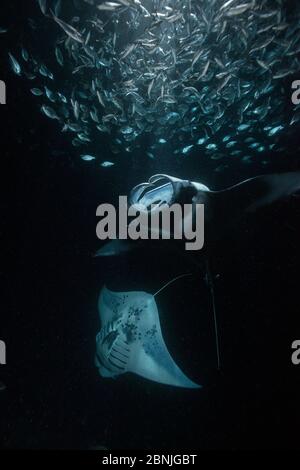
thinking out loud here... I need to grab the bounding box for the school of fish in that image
[6,0,300,168]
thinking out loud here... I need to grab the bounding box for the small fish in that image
[55,46,64,66]
[226,3,253,17]
[121,126,134,135]
[21,47,29,62]
[268,125,284,136]
[120,43,136,60]
[8,53,21,75]
[226,141,237,149]
[31,88,43,96]
[57,92,67,103]
[39,64,54,80]
[41,105,59,120]
[44,86,56,102]
[220,0,236,12]
[191,50,203,68]
[97,2,122,11]
[250,36,275,53]
[97,91,105,108]
[256,59,269,71]
[206,143,217,150]
[273,69,292,79]
[290,113,300,126]
[199,60,210,79]
[51,12,83,43]
[148,79,155,99]
[238,124,251,132]
[217,74,231,93]
[101,161,115,168]
[39,64,48,77]
[78,133,91,143]
[81,154,96,162]
[73,100,80,120]
[182,145,194,155]
[38,0,47,15]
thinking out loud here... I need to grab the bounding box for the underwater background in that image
[0,0,300,450]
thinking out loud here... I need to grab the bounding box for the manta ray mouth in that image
[130,174,210,209]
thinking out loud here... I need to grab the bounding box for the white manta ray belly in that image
[95,287,200,389]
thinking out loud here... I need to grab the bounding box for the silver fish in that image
[52,13,83,43]
[8,53,21,75]
[41,105,59,119]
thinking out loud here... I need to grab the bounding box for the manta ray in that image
[95,279,200,389]
[95,172,300,388]
[97,172,300,255]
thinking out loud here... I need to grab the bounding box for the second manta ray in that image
[95,172,300,388]
[96,279,200,389]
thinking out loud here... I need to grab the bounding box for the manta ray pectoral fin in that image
[94,239,140,257]
[96,287,201,389]
[95,359,116,378]
[243,172,300,212]
[95,239,178,258]
[128,337,201,389]
[216,172,300,213]
[206,172,300,237]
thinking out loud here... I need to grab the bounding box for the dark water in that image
[0,1,300,450]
